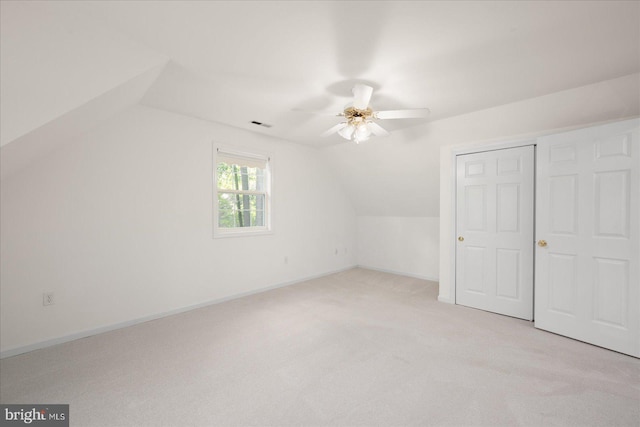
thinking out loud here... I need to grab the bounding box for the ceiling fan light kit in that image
[337,123,355,140]
[319,84,430,144]
[339,106,374,143]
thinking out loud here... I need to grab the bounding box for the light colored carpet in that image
[1,268,638,426]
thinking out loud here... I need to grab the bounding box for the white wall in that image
[0,105,357,355]
[438,74,640,303]
[356,216,439,281]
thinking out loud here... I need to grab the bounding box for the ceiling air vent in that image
[250,121,272,128]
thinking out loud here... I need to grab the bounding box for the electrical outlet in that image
[43,292,54,306]
[335,248,338,255]
[284,256,288,264]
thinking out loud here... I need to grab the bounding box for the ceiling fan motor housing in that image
[343,107,373,125]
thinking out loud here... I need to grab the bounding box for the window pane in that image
[218,193,265,228]
[217,162,265,191]
[218,193,238,228]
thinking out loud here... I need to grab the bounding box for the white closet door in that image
[456,146,535,320]
[535,119,639,357]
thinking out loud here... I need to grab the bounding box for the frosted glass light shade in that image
[355,123,372,140]
[338,124,355,140]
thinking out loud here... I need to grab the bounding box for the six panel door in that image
[535,119,639,357]
[456,146,535,320]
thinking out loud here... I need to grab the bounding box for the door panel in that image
[547,253,576,316]
[593,257,628,327]
[496,249,520,299]
[594,170,630,237]
[464,246,486,294]
[549,175,578,234]
[465,186,487,231]
[535,118,639,357]
[497,184,520,232]
[456,146,534,320]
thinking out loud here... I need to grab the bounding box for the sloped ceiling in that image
[0,65,166,179]
[68,0,640,143]
[1,1,639,214]
[0,1,169,145]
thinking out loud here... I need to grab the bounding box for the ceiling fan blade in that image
[375,108,431,119]
[368,122,389,137]
[352,84,374,110]
[321,122,347,137]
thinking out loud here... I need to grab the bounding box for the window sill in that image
[213,229,273,239]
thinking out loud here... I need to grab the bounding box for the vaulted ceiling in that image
[2,1,639,215]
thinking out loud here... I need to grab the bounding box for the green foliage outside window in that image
[217,161,265,228]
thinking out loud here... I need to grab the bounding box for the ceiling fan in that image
[320,84,430,143]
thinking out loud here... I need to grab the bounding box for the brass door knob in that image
[458,236,464,242]
[537,240,547,247]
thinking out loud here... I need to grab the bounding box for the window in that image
[213,146,271,237]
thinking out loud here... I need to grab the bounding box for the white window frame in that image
[213,144,272,238]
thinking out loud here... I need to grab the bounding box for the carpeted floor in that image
[1,268,639,426]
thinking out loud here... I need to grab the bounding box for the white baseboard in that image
[437,295,455,304]
[356,264,439,282]
[0,265,357,359]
